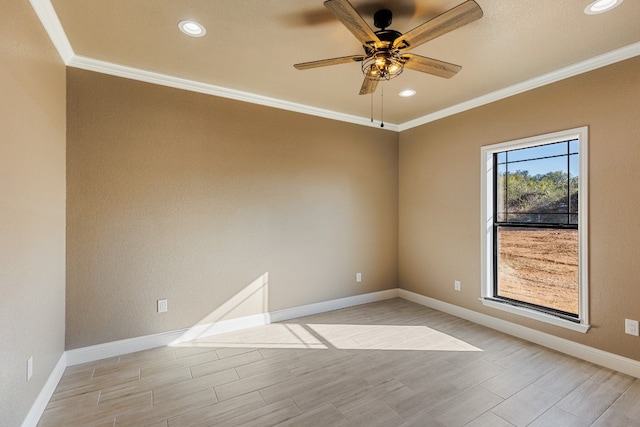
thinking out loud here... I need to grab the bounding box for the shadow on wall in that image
[170,273,482,352]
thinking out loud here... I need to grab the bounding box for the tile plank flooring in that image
[38,299,640,426]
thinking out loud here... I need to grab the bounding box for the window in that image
[481,128,589,332]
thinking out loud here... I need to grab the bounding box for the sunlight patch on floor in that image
[174,322,482,352]
[308,324,483,351]
[176,323,327,349]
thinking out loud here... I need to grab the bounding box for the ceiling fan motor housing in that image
[373,9,393,30]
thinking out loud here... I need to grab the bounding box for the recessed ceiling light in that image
[584,0,623,14]
[399,89,416,98]
[178,20,206,37]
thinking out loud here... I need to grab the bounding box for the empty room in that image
[2,0,640,426]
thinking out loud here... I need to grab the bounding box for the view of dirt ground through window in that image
[497,228,579,314]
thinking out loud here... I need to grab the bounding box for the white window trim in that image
[480,127,590,333]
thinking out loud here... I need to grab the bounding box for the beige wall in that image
[3,5,637,422]
[0,1,67,425]
[66,69,399,349]
[399,56,640,360]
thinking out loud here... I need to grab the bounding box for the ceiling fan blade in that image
[359,78,378,95]
[393,0,482,50]
[294,55,365,70]
[324,0,381,46]
[402,54,462,79]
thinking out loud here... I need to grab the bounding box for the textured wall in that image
[0,2,67,425]
[66,69,399,349]
[399,56,640,360]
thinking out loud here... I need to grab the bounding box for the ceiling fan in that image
[294,0,483,95]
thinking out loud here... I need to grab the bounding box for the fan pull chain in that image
[371,92,374,123]
[380,83,384,128]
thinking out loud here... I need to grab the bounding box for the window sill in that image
[480,298,590,333]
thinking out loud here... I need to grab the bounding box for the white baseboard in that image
[66,328,187,366]
[21,352,67,427]
[398,289,640,379]
[65,288,640,377]
[270,288,400,323]
[31,287,640,427]
[170,313,272,345]
[66,288,399,365]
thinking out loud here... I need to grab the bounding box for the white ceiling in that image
[32,0,640,130]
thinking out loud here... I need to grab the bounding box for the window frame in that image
[480,127,589,333]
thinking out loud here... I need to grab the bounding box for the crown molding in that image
[29,0,74,63]
[398,41,640,131]
[67,55,400,132]
[30,0,640,133]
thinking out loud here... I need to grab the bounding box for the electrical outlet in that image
[27,356,33,381]
[454,280,461,291]
[356,273,362,282]
[157,299,168,313]
[625,319,639,336]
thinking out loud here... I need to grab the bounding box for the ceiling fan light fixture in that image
[178,20,206,37]
[362,51,404,81]
[584,0,623,14]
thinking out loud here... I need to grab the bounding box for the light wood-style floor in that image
[38,299,640,426]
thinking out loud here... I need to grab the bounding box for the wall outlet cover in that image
[27,356,33,381]
[625,318,639,336]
